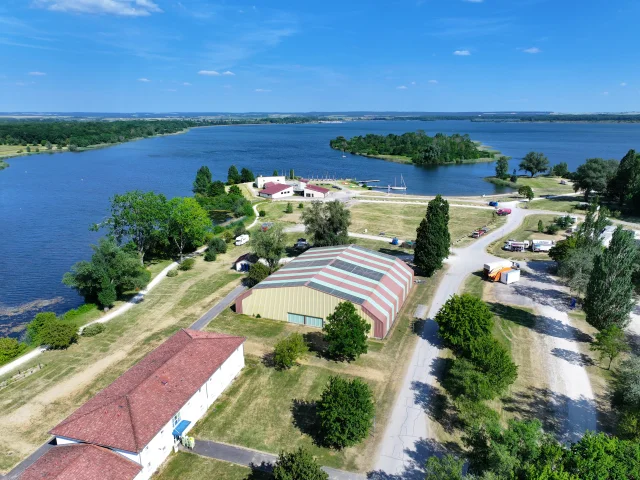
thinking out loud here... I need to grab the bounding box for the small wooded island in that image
[330,131,498,165]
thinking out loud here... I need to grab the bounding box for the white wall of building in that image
[256,176,286,189]
[259,186,293,199]
[55,345,245,480]
[303,188,327,198]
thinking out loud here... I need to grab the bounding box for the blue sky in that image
[0,0,638,112]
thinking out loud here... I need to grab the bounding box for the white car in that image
[235,234,249,246]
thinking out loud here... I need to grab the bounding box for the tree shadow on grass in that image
[303,331,329,359]
[291,399,323,446]
[246,462,274,479]
[487,303,592,343]
[502,386,602,443]
[551,347,594,367]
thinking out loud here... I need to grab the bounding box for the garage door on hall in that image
[288,312,324,328]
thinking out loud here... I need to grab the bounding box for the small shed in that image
[234,254,255,272]
[500,269,520,285]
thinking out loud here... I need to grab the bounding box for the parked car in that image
[488,201,499,207]
[235,234,249,246]
[295,238,310,250]
[496,208,512,216]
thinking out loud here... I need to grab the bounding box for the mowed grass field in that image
[191,269,443,473]
[487,176,575,196]
[0,247,249,474]
[488,214,563,260]
[349,202,502,245]
[257,200,303,225]
[155,452,271,480]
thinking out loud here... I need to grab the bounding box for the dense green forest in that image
[0,117,320,149]
[330,131,492,165]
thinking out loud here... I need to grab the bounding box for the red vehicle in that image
[496,208,512,216]
[471,227,489,238]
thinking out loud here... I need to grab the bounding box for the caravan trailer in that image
[503,240,530,252]
[532,239,555,252]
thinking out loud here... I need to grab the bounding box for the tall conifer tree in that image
[414,194,450,276]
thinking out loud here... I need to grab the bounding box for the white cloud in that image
[396,85,408,90]
[254,88,271,92]
[16,81,35,86]
[33,0,162,17]
[138,77,151,82]
[453,50,471,56]
[182,82,192,86]
[222,71,235,76]
[198,70,220,76]
[603,91,609,96]
[28,71,46,76]
[523,47,541,54]
[621,82,627,87]
[428,79,438,84]
[410,81,416,85]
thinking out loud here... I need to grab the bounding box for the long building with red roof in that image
[23,329,245,480]
[236,245,414,338]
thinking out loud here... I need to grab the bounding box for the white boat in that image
[389,174,407,191]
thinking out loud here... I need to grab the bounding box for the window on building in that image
[171,412,181,428]
[287,312,323,328]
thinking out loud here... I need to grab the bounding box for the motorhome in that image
[235,234,250,246]
[532,239,555,252]
[503,240,530,251]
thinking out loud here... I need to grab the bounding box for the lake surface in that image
[2,120,640,332]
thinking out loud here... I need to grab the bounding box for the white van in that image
[235,234,249,246]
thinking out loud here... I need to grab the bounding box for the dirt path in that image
[490,262,597,442]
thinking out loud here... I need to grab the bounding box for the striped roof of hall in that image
[254,245,413,326]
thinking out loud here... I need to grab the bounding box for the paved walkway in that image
[189,284,247,331]
[189,439,366,480]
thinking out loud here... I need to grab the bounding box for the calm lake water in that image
[2,120,640,332]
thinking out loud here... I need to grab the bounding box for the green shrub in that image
[298,203,304,209]
[273,333,309,370]
[273,447,328,480]
[62,303,97,321]
[208,237,227,254]
[40,320,78,349]
[166,268,179,277]
[546,224,560,235]
[82,323,105,337]
[234,225,247,238]
[246,262,270,287]
[444,357,496,401]
[0,337,28,365]
[468,336,518,396]
[27,312,57,345]
[259,209,266,217]
[179,258,195,271]
[212,225,224,234]
[285,203,294,214]
[222,230,234,243]
[204,249,217,262]
[317,376,375,449]
[256,314,261,318]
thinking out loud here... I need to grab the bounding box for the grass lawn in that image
[488,214,563,260]
[530,196,583,213]
[257,201,303,225]
[194,270,443,473]
[0,248,247,474]
[349,202,501,245]
[486,176,575,196]
[154,452,271,480]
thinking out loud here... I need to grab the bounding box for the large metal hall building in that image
[236,245,414,338]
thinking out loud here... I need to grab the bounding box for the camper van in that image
[235,234,250,246]
[532,239,554,252]
[503,240,530,251]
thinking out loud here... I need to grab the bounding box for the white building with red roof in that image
[259,182,294,198]
[303,184,330,198]
[23,329,245,480]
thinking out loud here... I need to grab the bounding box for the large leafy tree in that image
[323,302,370,361]
[434,293,493,351]
[250,223,286,272]
[590,326,629,369]
[0,337,27,365]
[227,165,241,185]
[614,355,640,440]
[425,455,465,480]
[63,238,150,307]
[273,447,328,480]
[240,167,255,183]
[518,185,534,201]
[95,190,168,264]
[573,158,619,201]
[495,156,509,179]
[414,194,450,276]
[584,226,638,330]
[317,376,375,449]
[551,162,570,177]
[192,165,213,195]
[608,149,640,207]
[165,197,211,261]
[301,201,351,247]
[519,151,549,177]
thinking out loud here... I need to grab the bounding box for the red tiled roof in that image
[20,444,141,480]
[50,329,245,453]
[305,184,330,194]
[260,183,292,195]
